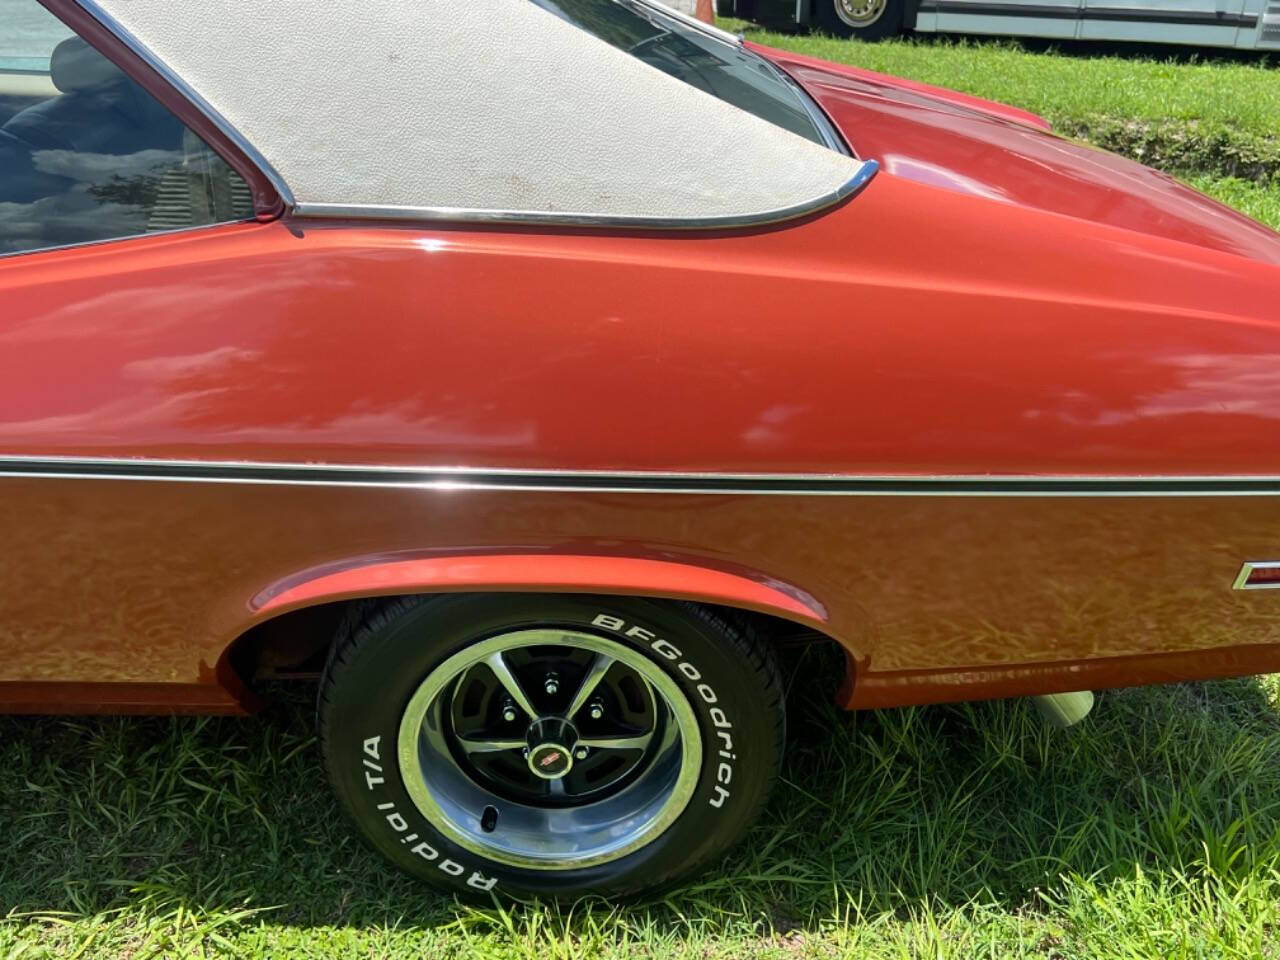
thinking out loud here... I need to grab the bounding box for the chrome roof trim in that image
[6,455,1280,496]
[626,0,845,154]
[780,68,850,155]
[73,0,862,230]
[290,161,878,230]
[74,0,297,210]
[628,0,745,45]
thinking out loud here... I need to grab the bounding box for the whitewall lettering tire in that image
[318,594,785,900]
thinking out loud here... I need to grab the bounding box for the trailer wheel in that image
[817,0,905,38]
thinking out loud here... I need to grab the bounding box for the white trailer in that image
[729,0,1280,46]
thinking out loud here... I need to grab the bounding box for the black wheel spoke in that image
[566,652,613,719]
[484,651,539,720]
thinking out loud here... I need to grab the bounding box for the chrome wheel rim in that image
[397,628,702,870]
[834,0,887,26]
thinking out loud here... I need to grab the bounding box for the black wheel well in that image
[224,593,845,692]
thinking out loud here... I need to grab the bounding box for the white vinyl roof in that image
[83,0,871,226]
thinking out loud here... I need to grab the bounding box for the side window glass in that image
[0,0,253,257]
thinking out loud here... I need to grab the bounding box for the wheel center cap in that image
[525,716,578,780]
[528,743,572,779]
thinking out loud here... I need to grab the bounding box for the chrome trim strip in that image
[73,0,864,233]
[775,67,850,155]
[0,218,256,262]
[291,162,879,230]
[1234,562,1280,590]
[629,0,745,45]
[7,456,1280,496]
[73,0,297,210]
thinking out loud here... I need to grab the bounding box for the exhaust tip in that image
[1031,690,1095,729]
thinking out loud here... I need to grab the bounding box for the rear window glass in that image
[529,0,838,148]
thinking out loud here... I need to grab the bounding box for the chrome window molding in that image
[776,68,850,155]
[0,218,257,262]
[8,455,1280,496]
[628,0,745,46]
[589,0,848,156]
[290,161,878,229]
[71,0,871,234]
[72,0,296,210]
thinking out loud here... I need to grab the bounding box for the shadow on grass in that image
[3,648,1280,940]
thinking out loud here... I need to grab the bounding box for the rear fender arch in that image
[221,551,867,710]
[222,552,870,711]
[248,551,830,629]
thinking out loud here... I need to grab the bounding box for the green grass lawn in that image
[1192,176,1280,230]
[7,669,1280,958]
[723,18,1280,229]
[724,19,1280,185]
[5,29,1280,960]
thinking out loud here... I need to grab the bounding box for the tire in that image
[815,0,905,39]
[318,593,785,901]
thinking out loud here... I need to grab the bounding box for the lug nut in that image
[544,672,559,696]
[574,746,588,760]
[588,700,604,720]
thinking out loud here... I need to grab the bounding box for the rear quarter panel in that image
[3,173,1280,709]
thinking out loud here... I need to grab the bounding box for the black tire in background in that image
[318,594,785,901]
[816,0,906,39]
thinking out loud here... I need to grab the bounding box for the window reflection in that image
[0,0,251,257]
[530,0,835,146]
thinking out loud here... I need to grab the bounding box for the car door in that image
[0,0,273,701]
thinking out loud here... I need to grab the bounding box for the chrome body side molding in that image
[7,456,1280,496]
